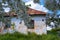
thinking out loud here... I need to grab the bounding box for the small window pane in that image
[28,20,34,29]
[42,19,44,21]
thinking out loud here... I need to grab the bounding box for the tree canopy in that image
[45,0,60,11]
[45,0,60,28]
[0,0,34,28]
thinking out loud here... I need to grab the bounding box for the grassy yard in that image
[0,29,60,40]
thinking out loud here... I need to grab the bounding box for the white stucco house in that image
[10,1,49,35]
[0,0,49,35]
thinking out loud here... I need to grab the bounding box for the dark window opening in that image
[42,19,44,21]
[28,20,34,29]
[19,22,22,24]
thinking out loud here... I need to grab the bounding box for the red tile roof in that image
[27,8,46,15]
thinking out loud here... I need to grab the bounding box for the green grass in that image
[0,30,60,40]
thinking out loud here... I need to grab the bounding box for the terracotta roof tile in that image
[27,8,46,15]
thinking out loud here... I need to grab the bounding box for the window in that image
[42,19,44,21]
[19,22,22,24]
[28,20,34,29]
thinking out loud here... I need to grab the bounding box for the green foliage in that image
[1,0,34,28]
[52,28,60,32]
[0,31,60,40]
[0,0,34,28]
[33,0,40,3]
[45,0,60,11]
[11,23,15,27]
[45,0,60,27]
[11,23,15,29]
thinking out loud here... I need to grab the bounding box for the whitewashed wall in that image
[11,18,28,34]
[32,16,47,35]
[11,16,47,35]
